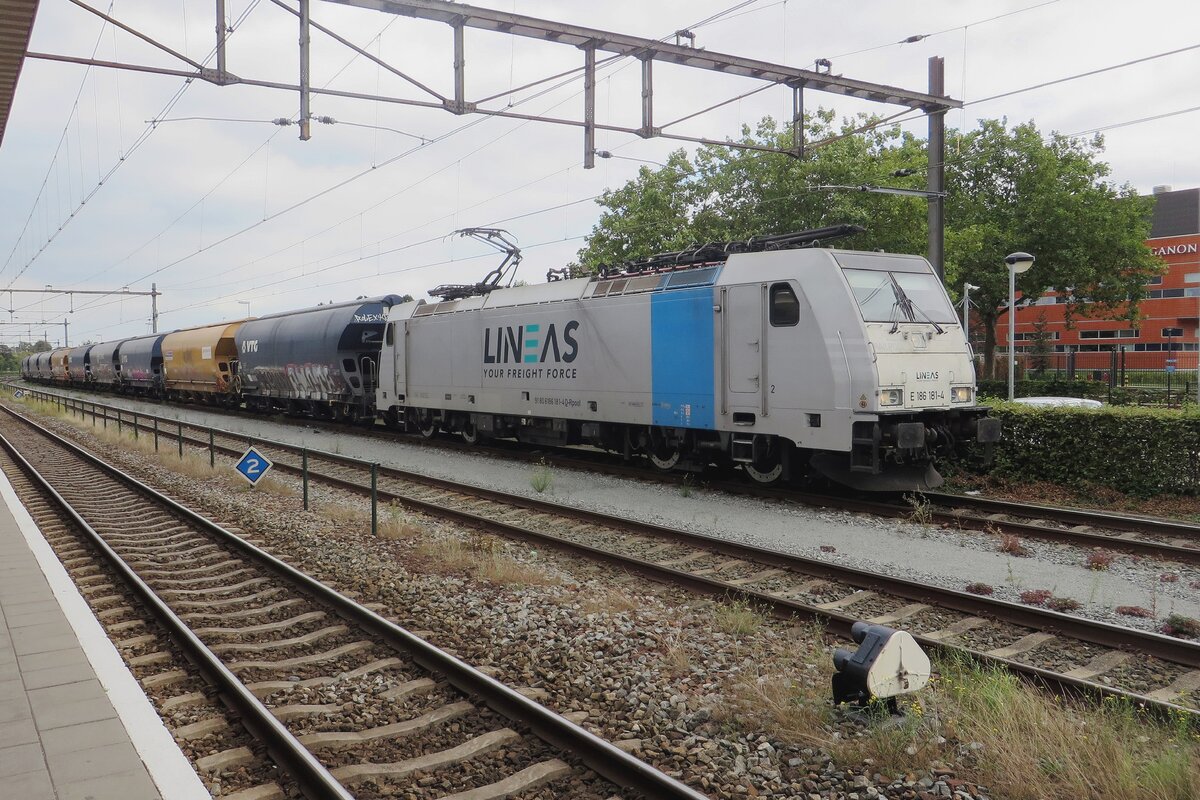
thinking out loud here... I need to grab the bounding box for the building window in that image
[1162,327,1185,338]
[1148,276,1164,286]
[1079,329,1138,339]
[1012,331,1060,341]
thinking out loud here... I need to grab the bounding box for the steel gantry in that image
[21,1,960,277]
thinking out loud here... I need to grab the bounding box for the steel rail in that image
[15,384,1200,563]
[0,428,357,800]
[12,388,1200,720]
[0,403,712,800]
[16,388,1200,666]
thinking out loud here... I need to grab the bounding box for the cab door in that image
[724,284,765,415]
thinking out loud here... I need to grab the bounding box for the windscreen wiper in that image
[888,273,944,335]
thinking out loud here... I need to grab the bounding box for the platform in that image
[0,466,208,799]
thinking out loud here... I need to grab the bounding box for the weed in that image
[999,533,1030,557]
[529,458,553,493]
[904,491,932,525]
[579,588,640,616]
[819,544,836,553]
[714,598,764,636]
[322,504,371,529]
[1020,589,1053,606]
[1046,596,1081,612]
[1115,605,1154,618]
[1086,550,1115,570]
[678,474,694,498]
[1160,572,1180,583]
[378,502,425,541]
[965,582,994,596]
[1161,614,1200,638]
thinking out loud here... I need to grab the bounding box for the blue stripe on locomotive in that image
[651,287,715,429]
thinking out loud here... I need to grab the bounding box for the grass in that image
[377,502,426,541]
[904,491,932,525]
[1161,614,1200,638]
[529,459,553,493]
[415,533,559,587]
[1086,550,1116,570]
[579,587,640,616]
[835,655,1199,800]
[713,597,765,636]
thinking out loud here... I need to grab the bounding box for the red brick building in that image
[999,186,1200,374]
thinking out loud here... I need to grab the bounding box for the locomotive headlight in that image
[952,386,973,404]
[879,388,903,406]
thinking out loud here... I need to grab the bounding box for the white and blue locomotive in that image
[376,229,999,490]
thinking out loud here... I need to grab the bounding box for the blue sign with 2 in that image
[234,446,274,486]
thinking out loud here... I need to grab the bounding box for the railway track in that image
[0,404,710,800]
[16,383,1200,566]
[12,389,1200,720]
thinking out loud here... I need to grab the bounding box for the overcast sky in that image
[0,0,1196,346]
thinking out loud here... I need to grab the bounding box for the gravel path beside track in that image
[42,389,1200,634]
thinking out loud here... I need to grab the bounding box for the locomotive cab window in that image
[770,283,800,326]
[385,322,394,346]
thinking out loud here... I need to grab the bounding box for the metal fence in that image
[981,349,1200,403]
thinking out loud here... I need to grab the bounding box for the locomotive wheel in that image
[649,447,682,471]
[744,437,785,485]
[648,436,682,471]
[744,459,784,484]
[415,410,439,439]
[461,417,480,444]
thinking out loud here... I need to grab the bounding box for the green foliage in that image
[945,120,1161,372]
[984,403,1200,497]
[576,111,926,271]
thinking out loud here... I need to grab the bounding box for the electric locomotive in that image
[375,226,999,490]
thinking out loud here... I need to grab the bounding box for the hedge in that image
[976,403,1200,497]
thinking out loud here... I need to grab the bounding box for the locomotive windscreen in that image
[841,267,958,324]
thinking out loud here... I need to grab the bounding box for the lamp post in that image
[1006,252,1036,401]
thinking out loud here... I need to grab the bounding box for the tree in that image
[943,119,1159,374]
[576,116,1161,375]
[1029,313,1053,375]
[576,111,929,271]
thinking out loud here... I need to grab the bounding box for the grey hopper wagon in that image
[236,295,403,421]
[88,339,126,388]
[118,335,167,395]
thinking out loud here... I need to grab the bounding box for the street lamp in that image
[238,300,251,318]
[1005,252,1036,401]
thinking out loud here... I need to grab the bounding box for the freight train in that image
[20,228,1000,490]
